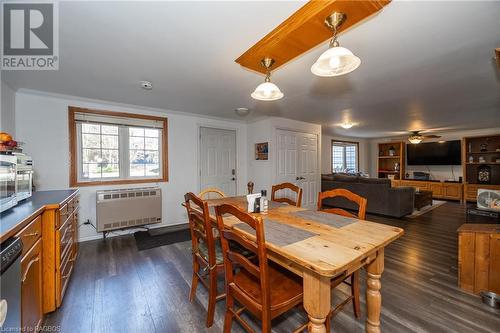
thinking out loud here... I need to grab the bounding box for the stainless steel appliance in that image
[15,154,33,202]
[0,154,17,213]
[0,237,23,331]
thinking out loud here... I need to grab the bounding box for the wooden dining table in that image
[203,196,404,333]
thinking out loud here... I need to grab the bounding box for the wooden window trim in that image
[68,106,168,187]
[331,139,359,173]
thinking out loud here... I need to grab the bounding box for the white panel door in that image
[200,127,237,197]
[276,129,319,208]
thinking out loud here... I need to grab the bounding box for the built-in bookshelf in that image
[377,142,405,180]
[462,134,500,201]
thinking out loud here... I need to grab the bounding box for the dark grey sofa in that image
[321,174,415,218]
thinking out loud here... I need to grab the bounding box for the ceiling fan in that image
[495,48,500,69]
[407,131,441,144]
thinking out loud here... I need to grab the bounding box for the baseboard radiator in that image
[96,187,162,232]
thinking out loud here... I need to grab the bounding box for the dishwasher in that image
[0,237,22,330]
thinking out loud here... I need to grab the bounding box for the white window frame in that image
[331,140,359,173]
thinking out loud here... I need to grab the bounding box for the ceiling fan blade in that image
[423,135,441,139]
[496,48,500,69]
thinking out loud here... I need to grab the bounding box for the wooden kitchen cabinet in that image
[43,192,80,313]
[458,224,500,294]
[16,216,43,332]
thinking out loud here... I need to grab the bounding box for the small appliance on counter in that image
[15,154,33,202]
[0,154,17,213]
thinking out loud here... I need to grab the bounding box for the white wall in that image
[321,135,370,175]
[1,79,16,136]
[15,90,248,241]
[368,128,500,181]
[247,117,322,195]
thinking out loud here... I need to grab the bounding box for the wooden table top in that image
[205,196,404,278]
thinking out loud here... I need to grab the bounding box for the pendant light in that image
[311,12,361,77]
[251,58,283,101]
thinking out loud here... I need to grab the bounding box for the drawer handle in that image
[23,232,39,237]
[21,257,40,283]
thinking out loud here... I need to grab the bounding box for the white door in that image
[200,127,237,197]
[276,129,319,208]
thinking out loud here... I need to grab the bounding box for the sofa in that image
[321,174,415,218]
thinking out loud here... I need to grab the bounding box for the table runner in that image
[292,210,357,228]
[234,218,317,247]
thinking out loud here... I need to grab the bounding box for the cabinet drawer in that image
[57,247,74,307]
[57,203,69,229]
[16,215,42,257]
[58,216,74,262]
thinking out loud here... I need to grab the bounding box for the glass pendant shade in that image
[408,135,423,144]
[251,81,283,101]
[311,46,361,77]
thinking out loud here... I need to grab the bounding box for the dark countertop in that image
[0,189,78,243]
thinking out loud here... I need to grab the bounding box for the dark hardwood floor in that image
[44,202,500,332]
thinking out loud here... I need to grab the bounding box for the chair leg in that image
[223,295,234,333]
[189,259,200,302]
[206,269,217,327]
[351,271,361,319]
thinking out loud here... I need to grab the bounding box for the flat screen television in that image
[407,140,461,165]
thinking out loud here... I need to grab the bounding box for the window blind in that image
[74,112,164,129]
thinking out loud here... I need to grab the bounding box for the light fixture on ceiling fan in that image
[408,131,441,144]
[251,58,284,101]
[311,12,361,77]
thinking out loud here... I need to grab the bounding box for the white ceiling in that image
[3,1,500,138]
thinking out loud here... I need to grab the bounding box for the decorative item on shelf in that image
[387,174,395,180]
[480,143,488,152]
[247,181,254,194]
[479,156,486,163]
[468,142,472,153]
[251,58,283,101]
[469,155,474,163]
[496,146,500,152]
[255,142,269,160]
[379,150,384,156]
[388,146,396,156]
[477,165,491,184]
[311,12,360,77]
[394,162,400,172]
[405,173,410,179]
[496,158,500,163]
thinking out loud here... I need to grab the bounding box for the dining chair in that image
[184,192,225,327]
[271,182,303,207]
[214,204,305,333]
[198,188,226,200]
[317,188,367,331]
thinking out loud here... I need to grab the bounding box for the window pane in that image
[82,134,101,148]
[129,127,144,137]
[101,125,118,135]
[130,150,145,164]
[102,135,118,149]
[83,163,101,178]
[130,164,145,177]
[130,137,144,150]
[101,164,119,178]
[82,124,100,134]
[102,149,119,164]
[145,137,158,150]
[83,149,101,163]
[146,164,160,176]
[145,129,159,138]
[145,150,159,164]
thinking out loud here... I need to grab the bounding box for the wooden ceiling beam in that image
[235,0,391,74]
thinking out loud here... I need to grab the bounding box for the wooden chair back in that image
[271,182,303,207]
[214,204,271,322]
[198,188,226,200]
[317,188,367,220]
[184,192,217,267]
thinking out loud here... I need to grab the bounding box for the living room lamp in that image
[311,12,361,77]
[251,58,284,101]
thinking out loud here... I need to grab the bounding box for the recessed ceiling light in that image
[235,107,250,116]
[140,80,153,90]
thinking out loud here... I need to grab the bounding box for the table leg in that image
[366,249,384,333]
[303,271,331,333]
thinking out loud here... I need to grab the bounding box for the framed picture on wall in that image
[255,142,269,160]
